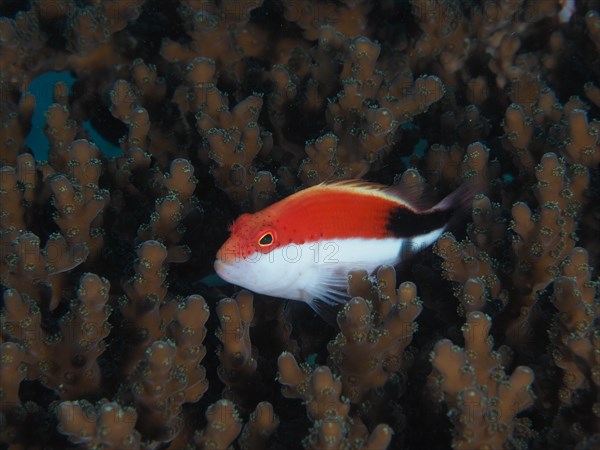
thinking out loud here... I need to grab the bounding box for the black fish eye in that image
[258,232,273,246]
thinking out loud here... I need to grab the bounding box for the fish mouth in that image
[214,258,226,273]
[214,258,234,283]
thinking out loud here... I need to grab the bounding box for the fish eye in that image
[258,231,274,247]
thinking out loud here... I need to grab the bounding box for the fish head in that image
[214,210,290,295]
[217,212,280,259]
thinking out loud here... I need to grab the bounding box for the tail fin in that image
[431,182,479,230]
[434,183,477,211]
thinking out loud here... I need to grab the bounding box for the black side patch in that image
[386,206,451,238]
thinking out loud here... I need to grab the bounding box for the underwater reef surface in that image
[1,0,599,449]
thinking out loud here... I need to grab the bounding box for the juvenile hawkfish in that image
[214,180,472,319]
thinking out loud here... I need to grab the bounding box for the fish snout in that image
[213,258,226,275]
[215,246,236,265]
[216,238,257,264]
[214,257,236,285]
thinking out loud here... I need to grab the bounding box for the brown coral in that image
[328,266,422,403]
[0,1,599,449]
[429,312,536,449]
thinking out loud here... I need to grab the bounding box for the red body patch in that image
[218,183,409,262]
[270,189,398,242]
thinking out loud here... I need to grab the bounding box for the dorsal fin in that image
[318,179,418,210]
[384,169,437,211]
[321,178,389,191]
[321,171,438,212]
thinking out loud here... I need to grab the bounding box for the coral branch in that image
[429,312,535,449]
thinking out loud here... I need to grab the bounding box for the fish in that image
[214,180,474,321]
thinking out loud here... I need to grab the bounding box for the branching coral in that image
[193,399,243,450]
[1,272,111,399]
[239,401,279,450]
[47,139,108,261]
[434,232,504,315]
[57,399,140,449]
[328,266,422,403]
[429,312,536,449]
[135,158,199,263]
[216,290,259,408]
[128,295,209,442]
[181,57,276,209]
[546,247,600,446]
[550,248,598,403]
[1,1,600,449]
[161,0,266,73]
[278,352,392,450]
[298,35,445,185]
[506,152,588,347]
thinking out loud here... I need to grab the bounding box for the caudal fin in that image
[430,182,479,230]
